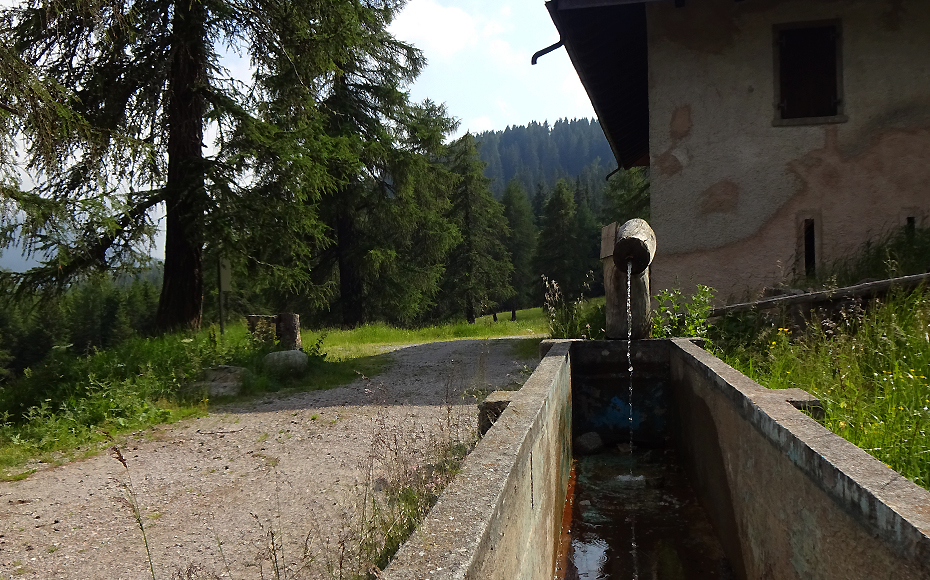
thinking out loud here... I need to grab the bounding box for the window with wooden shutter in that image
[773,21,847,126]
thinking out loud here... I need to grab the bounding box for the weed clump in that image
[543,275,605,339]
[714,288,930,489]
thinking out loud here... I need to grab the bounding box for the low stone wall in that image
[669,338,930,580]
[381,341,573,580]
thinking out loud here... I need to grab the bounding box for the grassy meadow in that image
[0,308,547,479]
[319,307,547,359]
[712,288,930,489]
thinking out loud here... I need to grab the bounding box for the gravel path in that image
[0,338,540,579]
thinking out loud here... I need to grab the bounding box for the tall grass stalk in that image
[110,445,158,580]
[716,288,930,489]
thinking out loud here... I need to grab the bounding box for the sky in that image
[389,0,595,135]
[0,0,595,271]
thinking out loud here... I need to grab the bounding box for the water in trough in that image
[555,260,734,579]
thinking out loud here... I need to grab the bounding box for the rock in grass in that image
[263,350,309,378]
[186,365,251,398]
[575,431,604,455]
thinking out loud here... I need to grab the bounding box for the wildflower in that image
[838,421,846,428]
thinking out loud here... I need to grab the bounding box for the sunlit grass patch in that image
[316,307,547,360]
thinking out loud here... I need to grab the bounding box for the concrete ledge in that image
[382,342,573,580]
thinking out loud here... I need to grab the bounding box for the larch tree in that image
[0,0,418,332]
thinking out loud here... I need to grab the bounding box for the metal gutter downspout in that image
[531,40,564,65]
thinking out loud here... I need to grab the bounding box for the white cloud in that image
[482,20,505,37]
[389,0,477,60]
[496,99,514,118]
[463,116,495,133]
[487,38,523,67]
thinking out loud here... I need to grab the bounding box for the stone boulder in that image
[263,350,309,377]
[187,365,251,398]
[574,431,605,455]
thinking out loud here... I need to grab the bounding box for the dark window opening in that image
[776,23,841,121]
[804,219,816,277]
[906,216,916,238]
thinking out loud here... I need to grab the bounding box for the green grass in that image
[813,224,930,288]
[317,307,547,359]
[0,308,548,476]
[714,288,930,489]
[510,337,544,360]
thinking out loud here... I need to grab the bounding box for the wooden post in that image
[601,219,656,339]
[275,313,302,351]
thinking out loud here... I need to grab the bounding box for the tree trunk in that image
[336,199,364,328]
[156,0,207,333]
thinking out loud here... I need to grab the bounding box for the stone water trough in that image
[382,219,930,579]
[382,339,930,579]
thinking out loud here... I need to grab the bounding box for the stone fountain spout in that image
[601,218,656,339]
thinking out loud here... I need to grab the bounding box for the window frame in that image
[772,19,848,127]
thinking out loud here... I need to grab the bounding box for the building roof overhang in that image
[545,0,651,168]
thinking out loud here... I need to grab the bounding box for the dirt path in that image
[0,338,540,579]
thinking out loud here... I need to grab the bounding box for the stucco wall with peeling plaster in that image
[645,0,930,302]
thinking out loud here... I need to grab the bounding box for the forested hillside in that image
[475,118,614,201]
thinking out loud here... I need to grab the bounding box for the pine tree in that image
[574,179,602,295]
[501,179,537,318]
[311,29,458,326]
[536,179,585,301]
[1,0,422,332]
[601,167,650,226]
[439,134,513,323]
[532,183,548,225]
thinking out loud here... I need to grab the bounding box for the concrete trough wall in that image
[385,338,930,579]
[668,338,930,580]
[382,341,573,580]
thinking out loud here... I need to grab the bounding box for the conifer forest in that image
[0,0,648,376]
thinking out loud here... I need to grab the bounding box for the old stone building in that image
[545,0,930,301]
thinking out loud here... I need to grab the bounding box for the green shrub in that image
[652,284,714,339]
[802,223,930,288]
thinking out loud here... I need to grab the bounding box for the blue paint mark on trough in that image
[588,396,641,431]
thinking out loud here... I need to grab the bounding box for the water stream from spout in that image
[626,260,640,580]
